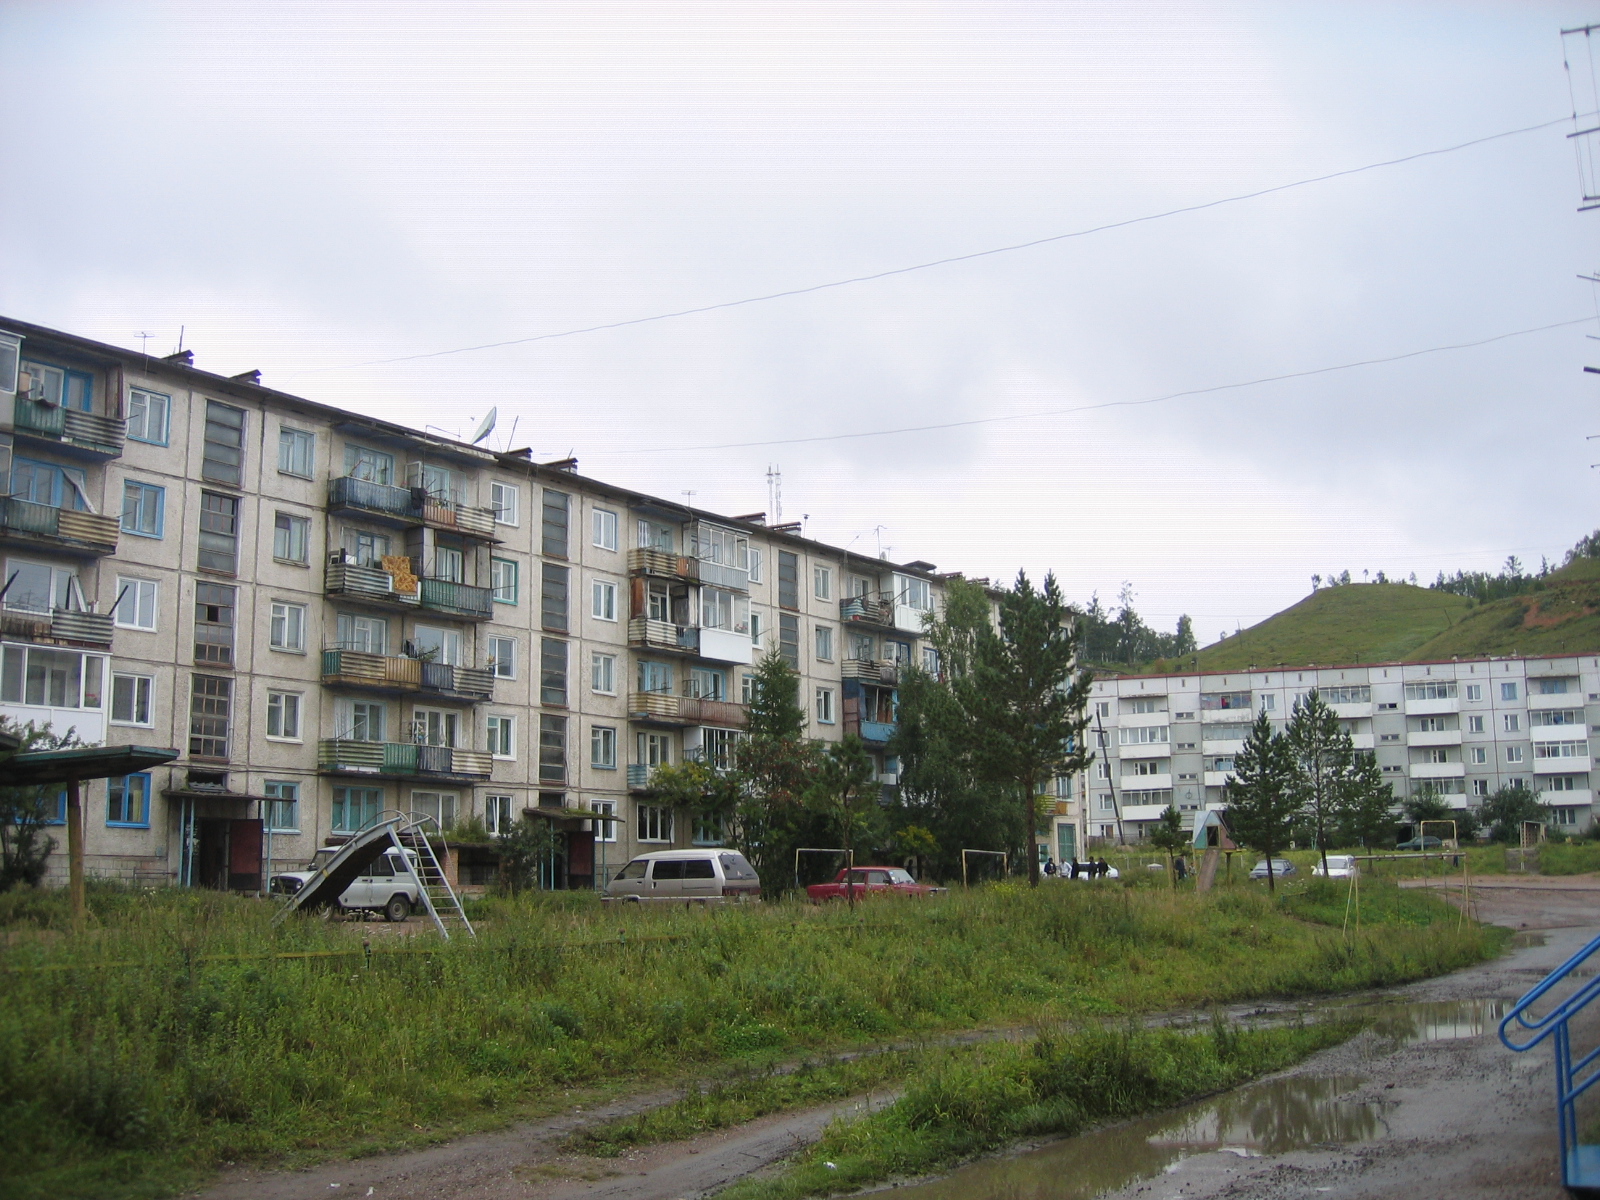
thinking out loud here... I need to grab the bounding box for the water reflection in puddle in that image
[883,1076,1387,1200]
[1356,998,1506,1045]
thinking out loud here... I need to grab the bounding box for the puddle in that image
[882,1075,1386,1200]
[1511,931,1550,948]
[1356,999,1506,1046]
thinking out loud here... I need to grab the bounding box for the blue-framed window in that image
[107,774,151,828]
[11,458,88,510]
[121,481,165,538]
[21,360,92,411]
[264,780,300,832]
[332,786,383,833]
[126,388,171,445]
[40,788,67,825]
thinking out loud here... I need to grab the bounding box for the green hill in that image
[1137,558,1600,675]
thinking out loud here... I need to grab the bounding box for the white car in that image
[269,846,422,921]
[1312,854,1358,879]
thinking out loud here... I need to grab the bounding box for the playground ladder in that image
[393,812,476,940]
[1500,931,1600,1194]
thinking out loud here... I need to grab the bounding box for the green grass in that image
[0,881,1496,1200]
[712,1019,1360,1200]
[1408,564,1600,660]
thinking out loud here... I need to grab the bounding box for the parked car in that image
[1396,835,1444,852]
[806,867,947,902]
[1312,854,1359,878]
[269,846,421,921]
[604,848,762,904]
[1248,858,1297,880]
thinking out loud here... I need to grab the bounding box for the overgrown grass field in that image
[0,879,1499,1200]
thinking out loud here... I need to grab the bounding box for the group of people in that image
[1042,856,1112,879]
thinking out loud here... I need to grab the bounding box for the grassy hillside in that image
[1142,583,1473,674]
[1138,558,1600,675]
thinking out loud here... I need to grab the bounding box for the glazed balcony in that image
[317,739,493,781]
[12,399,126,459]
[0,606,114,648]
[320,648,494,701]
[328,476,498,540]
[0,499,119,556]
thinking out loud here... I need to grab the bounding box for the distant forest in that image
[1074,583,1197,667]
[1312,529,1600,606]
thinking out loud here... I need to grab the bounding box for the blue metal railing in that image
[1501,931,1600,1191]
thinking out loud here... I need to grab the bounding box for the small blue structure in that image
[1501,931,1600,1195]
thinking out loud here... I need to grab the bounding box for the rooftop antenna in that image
[766,464,782,523]
[175,325,184,356]
[134,332,154,356]
[501,415,520,453]
[470,407,498,445]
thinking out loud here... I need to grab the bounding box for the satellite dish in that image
[470,407,498,445]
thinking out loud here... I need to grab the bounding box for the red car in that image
[806,867,947,902]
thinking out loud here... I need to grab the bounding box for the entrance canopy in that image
[3,744,178,785]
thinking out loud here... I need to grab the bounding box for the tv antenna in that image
[134,332,154,356]
[470,407,498,445]
[766,464,783,523]
[1563,25,1600,210]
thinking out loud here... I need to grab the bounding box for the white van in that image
[604,848,762,904]
[269,846,422,921]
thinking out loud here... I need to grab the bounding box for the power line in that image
[296,114,1570,376]
[607,315,1595,455]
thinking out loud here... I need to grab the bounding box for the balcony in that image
[628,547,699,581]
[1534,751,1592,775]
[419,577,494,620]
[842,657,899,685]
[320,648,494,701]
[13,399,126,459]
[679,692,748,728]
[627,763,651,790]
[840,594,896,629]
[0,606,114,648]
[845,715,898,744]
[325,558,420,608]
[629,617,699,655]
[0,499,119,556]
[327,476,498,540]
[1530,690,1583,711]
[1407,729,1462,747]
[1122,773,1173,790]
[628,689,683,722]
[317,739,493,781]
[1409,761,1465,779]
[1405,696,1459,716]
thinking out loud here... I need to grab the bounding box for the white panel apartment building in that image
[0,317,944,890]
[1073,657,1599,846]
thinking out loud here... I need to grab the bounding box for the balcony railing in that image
[0,606,115,647]
[845,713,898,743]
[321,649,494,700]
[628,548,699,580]
[840,594,896,627]
[628,617,699,653]
[325,559,420,606]
[0,499,119,554]
[328,476,499,539]
[627,763,651,789]
[419,577,494,620]
[628,689,681,720]
[13,399,126,458]
[317,739,493,780]
[679,689,748,728]
[842,657,899,684]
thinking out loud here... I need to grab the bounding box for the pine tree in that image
[1222,710,1297,891]
[1334,752,1396,849]
[730,651,818,884]
[1147,804,1190,887]
[1284,690,1355,877]
[803,736,879,907]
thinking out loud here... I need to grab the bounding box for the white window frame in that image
[1505,745,1525,763]
[1467,715,1485,733]
[278,426,315,477]
[815,624,833,661]
[637,803,673,843]
[1470,746,1488,764]
[269,601,307,652]
[487,714,516,760]
[490,481,520,526]
[1504,714,1521,733]
[591,798,617,843]
[266,690,302,741]
[816,686,836,724]
[272,512,311,564]
[591,724,617,769]
[747,547,763,584]
[412,624,462,667]
[126,387,170,444]
[412,706,460,748]
[592,579,618,622]
[593,508,619,551]
[110,672,154,726]
[488,635,517,679]
[484,793,515,834]
[592,652,616,695]
[113,576,158,631]
[1465,684,1483,701]
[814,565,832,601]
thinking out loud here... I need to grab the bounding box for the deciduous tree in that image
[803,736,879,907]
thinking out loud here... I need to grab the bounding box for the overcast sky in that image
[3,1,1597,643]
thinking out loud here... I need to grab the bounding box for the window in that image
[485,793,515,834]
[814,565,832,600]
[1096,701,1111,718]
[1404,681,1458,701]
[107,774,150,827]
[815,625,833,661]
[1547,775,1582,791]
[412,463,461,505]
[816,686,835,724]
[110,673,153,725]
[591,725,617,769]
[1120,726,1171,745]
[490,481,519,526]
[487,715,515,759]
[345,529,391,568]
[1465,684,1483,701]
[1508,777,1526,790]
[1504,714,1521,733]
[194,583,236,666]
[1467,715,1485,733]
[267,601,306,654]
[686,666,726,700]
[1535,740,1590,760]
[344,700,386,742]
[638,804,673,843]
[692,813,725,846]
[202,400,246,486]
[541,564,568,631]
[492,558,519,604]
[1125,697,1162,714]
[11,458,88,510]
[701,586,750,633]
[0,646,103,708]
[1321,686,1371,705]
[433,545,465,583]
[1473,778,1490,797]
[113,577,158,630]
[266,691,302,740]
[637,519,673,552]
[198,491,239,573]
[332,786,383,832]
[120,481,164,538]
[748,548,763,583]
[592,579,618,621]
[409,707,457,748]
[1415,716,1449,732]
[539,714,567,784]
[1506,746,1525,763]
[896,574,933,611]
[1470,746,1488,764]
[1534,709,1585,727]
[273,513,310,564]
[1501,682,1520,702]
[411,624,462,666]
[741,672,757,704]
[638,659,671,694]
[1201,691,1254,711]
[344,444,394,486]
[778,551,799,609]
[541,638,568,706]
[778,613,800,668]
[488,636,517,679]
[591,651,616,694]
[638,730,672,768]
[126,388,170,444]
[264,780,300,832]
[189,675,231,759]
[922,646,940,675]
[1538,678,1575,695]
[21,361,91,411]
[336,611,387,654]
[542,489,570,557]
[1424,748,1451,764]
[593,508,618,550]
[592,798,617,842]
[703,727,744,770]
[278,427,315,477]
[1125,758,1168,776]
[750,610,764,646]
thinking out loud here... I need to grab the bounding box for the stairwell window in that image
[121,482,164,538]
[194,583,236,666]
[197,492,239,574]
[189,674,231,759]
[541,564,568,631]
[201,400,246,487]
[778,551,799,610]
[126,388,170,444]
[778,613,799,668]
[541,638,568,705]
[539,714,567,784]
[542,489,570,557]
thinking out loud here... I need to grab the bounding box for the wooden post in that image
[67,779,85,931]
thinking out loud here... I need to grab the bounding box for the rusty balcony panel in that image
[627,548,699,580]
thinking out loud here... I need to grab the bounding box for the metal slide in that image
[1501,931,1600,1194]
[392,812,476,939]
